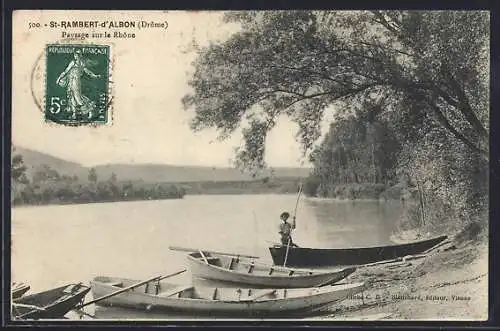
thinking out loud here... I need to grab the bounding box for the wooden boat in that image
[269,235,448,268]
[187,251,356,288]
[12,283,91,320]
[90,276,366,317]
[12,282,30,299]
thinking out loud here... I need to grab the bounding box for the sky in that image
[12,11,333,167]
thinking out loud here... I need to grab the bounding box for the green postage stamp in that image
[45,44,110,125]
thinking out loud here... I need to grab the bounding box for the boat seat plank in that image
[157,285,193,298]
[227,258,235,270]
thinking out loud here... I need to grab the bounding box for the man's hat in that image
[280,212,290,219]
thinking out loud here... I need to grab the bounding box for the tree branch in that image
[424,97,488,160]
[445,72,489,139]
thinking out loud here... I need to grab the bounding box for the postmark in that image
[44,44,110,125]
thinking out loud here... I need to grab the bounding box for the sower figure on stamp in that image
[279,211,298,248]
[56,49,100,119]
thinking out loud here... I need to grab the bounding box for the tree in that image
[32,164,60,183]
[88,168,98,183]
[182,11,488,171]
[12,154,28,184]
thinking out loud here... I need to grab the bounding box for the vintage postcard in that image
[10,10,489,321]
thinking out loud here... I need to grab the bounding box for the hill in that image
[12,146,311,183]
[12,146,88,178]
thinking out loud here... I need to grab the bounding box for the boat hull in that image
[269,235,448,267]
[12,283,90,320]
[187,253,356,288]
[12,283,30,299]
[90,277,365,317]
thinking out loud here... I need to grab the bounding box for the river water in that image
[11,194,404,319]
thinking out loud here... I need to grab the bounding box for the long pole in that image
[283,183,303,267]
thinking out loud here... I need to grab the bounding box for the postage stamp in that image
[44,44,110,125]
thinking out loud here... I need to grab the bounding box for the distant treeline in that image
[179,177,303,195]
[11,156,185,206]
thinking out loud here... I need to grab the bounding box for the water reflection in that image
[303,198,404,248]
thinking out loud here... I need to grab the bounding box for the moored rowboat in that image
[90,276,365,317]
[269,235,448,268]
[12,282,31,299]
[187,251,356,288]
[12,283,91,320]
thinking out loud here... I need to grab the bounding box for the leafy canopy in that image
[182,11,489,172]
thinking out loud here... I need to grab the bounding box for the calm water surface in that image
[11,194,403,319]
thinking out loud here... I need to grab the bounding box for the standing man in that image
[279,211,298,247]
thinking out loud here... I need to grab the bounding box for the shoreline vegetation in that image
[11,159,186,207]
[10,152,311,207]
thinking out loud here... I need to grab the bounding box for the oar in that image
[78,269,186,308]
[169,246,259,259]
[12,303,48,320]
[199,250,209,264]
[12,303,46,311]
[283,183,303,267]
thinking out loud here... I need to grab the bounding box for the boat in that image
[269,235,448,268]
[12,283,91,320]
[187,251,357,288]
[12,282,31,299]
[90,276,366,317]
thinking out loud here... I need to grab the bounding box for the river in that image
[11,194,404,319]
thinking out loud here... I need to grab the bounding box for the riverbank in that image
[178,178,302,195]
[303,182,414,201]
[317,230,488,320]
[11,181,186,207]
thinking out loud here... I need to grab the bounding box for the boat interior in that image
[93,276,329,301]
[14,284,86,306]
[12,283,30,297]
[189,252,317,276]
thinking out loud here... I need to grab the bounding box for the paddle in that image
[169,246,259,259]
[283,183,303,267]
[77,269,186,308]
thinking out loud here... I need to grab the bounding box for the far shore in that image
[11,191,406,209]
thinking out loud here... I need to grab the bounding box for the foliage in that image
[183,11,489,234]
[12,154,29,184]
[307,101,401,195]
[183,11,488,171]
[178,177,302,195]
[11,160,185,206]
[88,167,98,183]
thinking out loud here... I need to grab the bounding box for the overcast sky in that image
[13,11,332,167]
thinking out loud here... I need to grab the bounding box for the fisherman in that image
[279,211,298,247]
